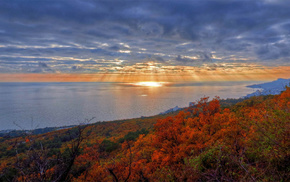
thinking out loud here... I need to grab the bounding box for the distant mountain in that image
[244,78,290,98]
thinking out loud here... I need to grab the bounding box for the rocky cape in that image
[244,78,290,98]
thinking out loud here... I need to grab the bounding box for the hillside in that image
[245,78,290,97]
[0,88,289,181]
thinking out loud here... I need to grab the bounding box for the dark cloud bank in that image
[0,0,289,73]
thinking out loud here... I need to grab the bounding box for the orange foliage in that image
[1,89,289,181]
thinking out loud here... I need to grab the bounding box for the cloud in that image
[29,62,54,73]
[38,62,49,68]
[175,52,213,64]
[0,0,289,73]
[256,43,290,60]
[71,65,83,71]
[175,55,194,63]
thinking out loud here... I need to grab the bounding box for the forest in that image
[0,88,289,181]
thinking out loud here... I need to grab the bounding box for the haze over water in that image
[0,81,261,130]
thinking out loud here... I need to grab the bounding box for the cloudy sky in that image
[0,0,289,81]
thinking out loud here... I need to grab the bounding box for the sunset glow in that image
[0,1,290,181]
[0,65,289,83]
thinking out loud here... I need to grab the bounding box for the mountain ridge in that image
[244,78,290,97]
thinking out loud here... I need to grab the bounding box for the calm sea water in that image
[0,81,261,130]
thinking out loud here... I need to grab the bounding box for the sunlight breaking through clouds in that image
[0,0,289,80]
[1,65,289,83]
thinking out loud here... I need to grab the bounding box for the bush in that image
[118,128,149,143]
[99,139,119,153]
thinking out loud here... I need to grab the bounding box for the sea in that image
[0,81,262,130]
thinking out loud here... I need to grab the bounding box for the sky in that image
[0,0,289,82]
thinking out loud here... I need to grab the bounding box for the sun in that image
[133,82,164,87]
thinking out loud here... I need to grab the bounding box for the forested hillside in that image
[0,88,289,181]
